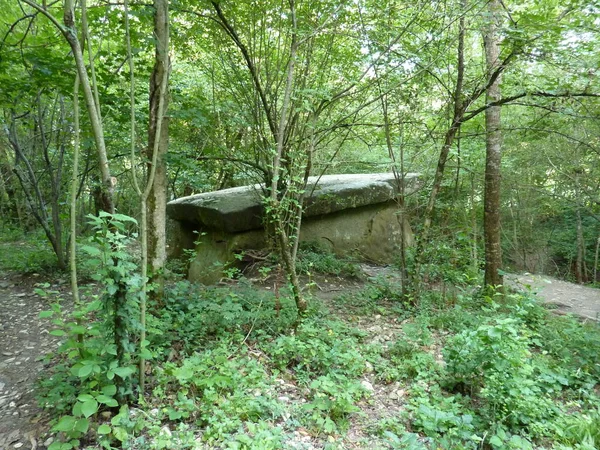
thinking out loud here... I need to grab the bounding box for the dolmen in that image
[167,173,420,283]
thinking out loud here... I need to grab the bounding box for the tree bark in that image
[594,236,599,282]
[575,207,585,284]
[147,0,170,296]
[483,0,504,288]
[421,3,465,239]
[0,142,20,223]
[63,0,115,213]
[412,3,466,296]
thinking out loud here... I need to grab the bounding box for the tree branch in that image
[462,91,600,123]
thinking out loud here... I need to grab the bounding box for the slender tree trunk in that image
[412,3,465,295]
[483,0,504,288]
[0,146,20,223]
[269,0,306,315]
[71,75,81,305]
[594,236,599,282]
[124,0,170,391]
[63,0,115,213]
[147,0,170,300]
[575,207,585,284]
[471,175,478,274]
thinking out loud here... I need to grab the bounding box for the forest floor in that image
[0,271,69,450]
[507,273,600,323]
[0,268,598,450]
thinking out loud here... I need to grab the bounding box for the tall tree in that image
[483,0,504,288]
[19,0,116,213]
[146,0,170,293]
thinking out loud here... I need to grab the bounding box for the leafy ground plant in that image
[35,269,600,449]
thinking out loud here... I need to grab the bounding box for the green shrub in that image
[557,408,600,449]
[0,231,59,273]
[157,343,283,443]
[296,242,362,278]
[265,317,367,381]
[407,384,478,448]
[302,373,367,434]
[444,318,558,430]
[149,281,297,355]
[535,315,600,386]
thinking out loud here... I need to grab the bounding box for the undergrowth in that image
[35,255,600,449]
[0,227,59,273]
[296,241,362,279]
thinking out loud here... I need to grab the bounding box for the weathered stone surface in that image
[186,201,414,284]
[168,173,419,284]
[167,173,419,233]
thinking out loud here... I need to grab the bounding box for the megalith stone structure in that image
[167,173,419,283]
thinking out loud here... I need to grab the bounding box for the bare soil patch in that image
[507,273,600,322]
[0,271,69,450]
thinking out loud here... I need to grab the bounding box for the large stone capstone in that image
[167,173,419,283]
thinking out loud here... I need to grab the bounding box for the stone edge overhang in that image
[167,173,420,234]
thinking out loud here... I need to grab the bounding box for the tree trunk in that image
[147,0,170,297]
[470,175,478,274]
[594,236,599,282]
[412,3,465,296]
[0,146,19,223]
[483,0,504,288]
[63,0,115,214]
[575,207,585,284]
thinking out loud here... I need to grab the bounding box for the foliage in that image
[148,280,298,355]
[407,384,478,447]
[557,408,600,449]
[31,263,600,449]
[296,242,362,279]
[265,317,367,381]
[444,317,558,430]
[3,0,600,446]
[0,228,60,273]
[37,213,141,449]
[302,374,367,434]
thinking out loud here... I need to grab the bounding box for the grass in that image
[0,226,60,274]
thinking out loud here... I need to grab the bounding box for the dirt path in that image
[0,272,66,450]
[507,273,600,323]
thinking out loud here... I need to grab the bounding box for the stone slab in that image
[186,201,413,284]
[167,173,419,233]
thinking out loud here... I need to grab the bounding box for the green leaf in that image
[39,310,53,318]
[489,435,503,447]
[96,395,118,407]
[97,424,111,435]
[102,384,117,396]
[81,245,102,256]
[113,366,135,379]
[77,394,94,402]
[81,399,99,418]
[53,415,76,432]
[48,442,73,450]
[487,327,502,339]
[111,213,137,224]
[74,418,90,433]
[50,329,66,337]
[78,365,93,378]
[112,426,129,442]
[173,366,194,382]
[70,325,86,334]
[105,344,118,356]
